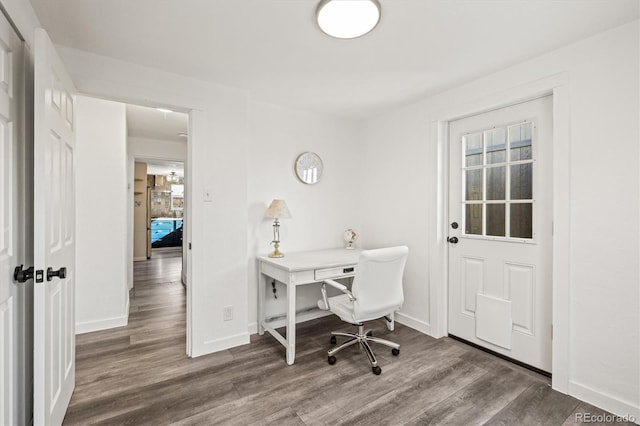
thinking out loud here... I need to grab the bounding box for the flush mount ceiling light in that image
[166,172,179,183]
[316,0,381,39]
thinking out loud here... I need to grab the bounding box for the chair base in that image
[327,324,400,374]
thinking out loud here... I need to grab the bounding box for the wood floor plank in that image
[325,358,488,426]
[405,366,535,425]
[260,407,307,426]
[485,382,581,426]
[65,249,618,426]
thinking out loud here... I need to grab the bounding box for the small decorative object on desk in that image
[343,229,357,249]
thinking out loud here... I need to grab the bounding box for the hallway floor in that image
[64,248,623,425]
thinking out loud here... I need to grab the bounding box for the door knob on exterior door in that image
[447,236,459,244]
[46,266,67,281]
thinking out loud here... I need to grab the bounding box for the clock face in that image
[295,152,323,185]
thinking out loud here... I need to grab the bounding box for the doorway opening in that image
[126,102,189,346]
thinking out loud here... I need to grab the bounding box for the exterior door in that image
[0,11,24,426]
[33,28,76,425]
[448,96,552,372]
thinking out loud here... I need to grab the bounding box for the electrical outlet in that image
[223,305,233,321]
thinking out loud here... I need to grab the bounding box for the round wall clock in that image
[294,152,323,185]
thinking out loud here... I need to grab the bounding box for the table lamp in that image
[265,199,292,258]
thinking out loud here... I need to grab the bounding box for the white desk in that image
[258,248,362,365]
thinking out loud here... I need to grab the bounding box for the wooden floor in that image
[65,248,622,425]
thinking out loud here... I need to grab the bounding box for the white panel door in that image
[448,96,552,372]
[33,28,76,426]
[0,11,24,426]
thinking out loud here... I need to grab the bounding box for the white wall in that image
[247,101,362,328]
[56,45,251,356]
[360,21,639,418]
[75,96,129,333]
[128,136,187,161]
[360,103,431,334]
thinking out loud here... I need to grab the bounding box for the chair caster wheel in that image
[392,348,400,356]
[372,366,382,375]
[328,356,337,365]
[330,336,337,345]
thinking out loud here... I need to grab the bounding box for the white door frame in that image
[427,72,571,393]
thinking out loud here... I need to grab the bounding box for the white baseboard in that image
[569,380,640,420]
[191,332,250,358]
[249,322,258,335]
[76,314,128,335]
[395,312,431,335]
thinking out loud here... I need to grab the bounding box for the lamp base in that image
[268,241,285,258]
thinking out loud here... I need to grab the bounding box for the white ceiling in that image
[126,104,188,142]
[31,0,639,119]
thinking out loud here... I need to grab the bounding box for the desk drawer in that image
[314,265,357,280]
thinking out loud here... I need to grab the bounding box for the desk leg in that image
[258,272,266,335]
[286,282,296,365]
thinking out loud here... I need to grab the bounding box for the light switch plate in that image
[203,189,213,202]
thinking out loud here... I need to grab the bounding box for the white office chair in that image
[318,246,408,375]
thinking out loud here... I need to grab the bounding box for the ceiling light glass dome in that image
[316,0,381,39]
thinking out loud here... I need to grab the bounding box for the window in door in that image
[461,121,535,240]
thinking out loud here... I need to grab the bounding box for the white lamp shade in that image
[265,199,292,219]
[317,0,381,39]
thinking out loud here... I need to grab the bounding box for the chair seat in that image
[317,294,356,324]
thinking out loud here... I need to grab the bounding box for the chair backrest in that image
[351,246,409,323]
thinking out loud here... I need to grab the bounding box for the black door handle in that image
[47,267,67,281]
[447,236,459,244]
[13,265,34,283]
